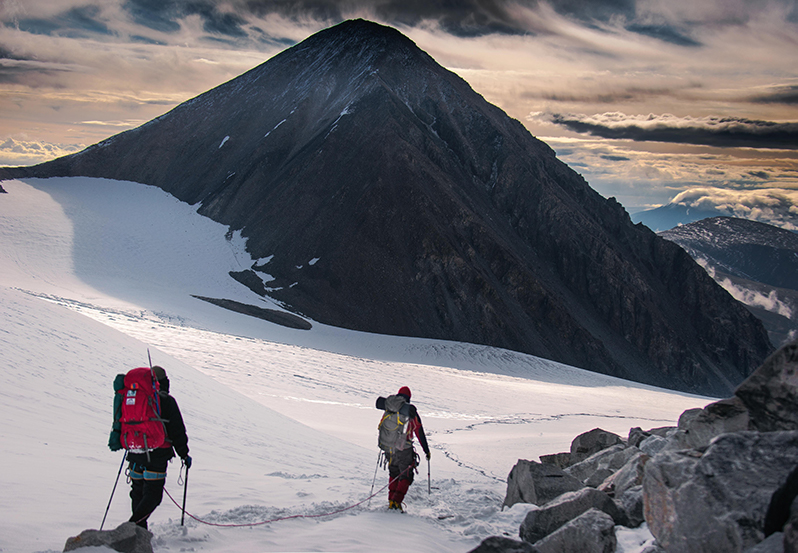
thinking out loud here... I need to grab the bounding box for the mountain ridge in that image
[0,19,773,395]
[661,217,798,346]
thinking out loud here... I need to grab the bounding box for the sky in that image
[0,0,797,213]
[0,176,709,551]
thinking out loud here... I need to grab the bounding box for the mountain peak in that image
[0,21,773,395]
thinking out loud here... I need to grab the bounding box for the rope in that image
[162,464,413,528]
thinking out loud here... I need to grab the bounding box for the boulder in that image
[539,452,571,470]
[570,428,624,465]
[618,485,645,528]
[519,487,626,544]
[735,341,798,433]
[585,468,616,489]
[629,427,651,448]
[503,459,584,508]
[468,536,538,553]
[643,430,798,553]
[744,532,784,553]
[565,444,640,485]
[785,497,798,553]
[648,426,676,438]
[764,465,798,536]
[63,522,153,553]
[598,452,649,498]
[639,435,668,457]
[675,396,751,450]
[532,508,616,553]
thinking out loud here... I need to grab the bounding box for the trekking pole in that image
[181,462,189,526]
[427,456,431,495]
[368,450,381,507]
[101,451,127,530]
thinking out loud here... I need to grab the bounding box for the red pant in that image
[388,447,416,503]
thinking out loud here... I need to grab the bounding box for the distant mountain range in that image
[661,217,798,347]
[0,19,773,396]
[632,204,724,232]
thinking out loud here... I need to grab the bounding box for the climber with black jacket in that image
[126,365,191,528]
[376,386,431,511]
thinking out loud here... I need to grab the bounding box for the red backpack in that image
[114,367,167,453]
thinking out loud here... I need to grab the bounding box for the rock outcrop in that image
[474,340,798,553]
[644,431,798,553]
[503,459,584,509]
[63,522,152,553]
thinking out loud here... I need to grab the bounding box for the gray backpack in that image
[378,394,412,454]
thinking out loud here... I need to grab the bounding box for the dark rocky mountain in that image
[0,19,772,396]
[662,217,798,347]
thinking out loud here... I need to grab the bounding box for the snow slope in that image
[0,178,712,552]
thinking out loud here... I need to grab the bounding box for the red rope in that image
[162,464,414,528]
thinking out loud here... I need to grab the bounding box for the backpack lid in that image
[384,394,407,413]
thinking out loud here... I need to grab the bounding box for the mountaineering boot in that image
[388,500,404,512]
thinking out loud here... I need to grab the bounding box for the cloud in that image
[0,138,84,167]
[699,259,794,318]
[534,112,798,150]
[9,5,114,38]
[750,85,798,105]
[669,187,798,231]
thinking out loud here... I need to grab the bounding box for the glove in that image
[182,455,192,469]
[426,451,431,461]
[108,431,122,452]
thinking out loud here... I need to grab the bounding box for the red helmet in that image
[398,386,411,400]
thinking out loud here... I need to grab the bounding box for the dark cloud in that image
[547,0,636,23]
[529,86,677,104]
[7,5,114,38]
[123,0,249,38]
[624,23,701,47]
[0,50,73,85]
[123,0,182,33]
[244,0,346,22]
[751,85,798,105]
[544,113,798,150]
[600,154,631,161]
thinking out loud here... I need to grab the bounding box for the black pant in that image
[129,461,168,528]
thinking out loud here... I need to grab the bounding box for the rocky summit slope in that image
[0,19,772,395]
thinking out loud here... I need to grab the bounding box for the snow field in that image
[0,178,711,552]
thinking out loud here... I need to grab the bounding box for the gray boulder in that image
[503,459,584,508]
[618,485,645,528]
[785,496,798,553]
[468,536,538,553]
[565,444,640,485]
[598,452,649,498]
[539,452,571,470]
[533,508,617,553]
[674,396,751,450]
[629,427,651,448]
[648,426,676,438]
[735,341,798,433]
[520,487,626,544]
[570,428,624,465]
[744,532,784,553]
[63,522,153,553]
[639,435,668,457]
[644,430,798,553]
